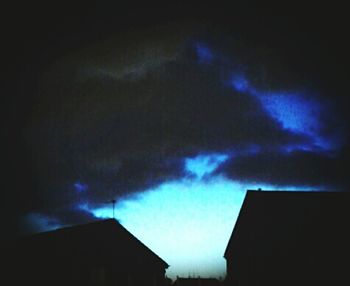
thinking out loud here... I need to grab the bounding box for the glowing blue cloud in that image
[190,41,341,153]
[74,181,88,193]
[231,79,331,151]
[230,74,251,93]
[254,91,320,134]
[252,90,337,151]
[224,61,334,152]
[194,42,214,64]
[185,154,229,179]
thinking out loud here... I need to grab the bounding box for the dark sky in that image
[2,1,349,245]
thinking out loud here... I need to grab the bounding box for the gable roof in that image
[10,219,168,268]
[173,277,221,286]
[224,190,350,258]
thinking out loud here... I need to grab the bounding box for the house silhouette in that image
[173,277,222,286]
[3,218,168,286]
[224,190,350,286]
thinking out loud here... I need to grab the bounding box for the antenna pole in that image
[111,199,115,218]
[111,199,116,219]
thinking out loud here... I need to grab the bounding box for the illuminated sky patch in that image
[84,177,246,279]
[185,153,229,179]
[81,174,321,279]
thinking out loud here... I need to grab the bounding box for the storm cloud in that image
[218,148,349,188]
[3,5,348,235]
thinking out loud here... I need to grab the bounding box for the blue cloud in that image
[194,42,214,64]
[74,181,88,193]
[185,153,229,179]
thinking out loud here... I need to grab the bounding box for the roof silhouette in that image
[174,277,221,286]
[12,218,168,268]
[3,219,169,286]
[224,190,350,285]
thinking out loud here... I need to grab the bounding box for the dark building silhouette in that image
[224,190,350,286]
[3,219,168,286]
[173,277,222,286]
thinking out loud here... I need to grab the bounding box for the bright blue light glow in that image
[194,43,214,64]
[252,91,336,151]
[86,177,246,279]
[230,74,251,92]
[256,92,320,134]
[82,176,321,280]
[185,154,229,179]
[227,73,335,152]
[79,202,113,219]
[74,182,88,193]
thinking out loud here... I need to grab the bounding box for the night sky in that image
[2,1,350,279]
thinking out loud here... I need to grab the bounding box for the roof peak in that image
[23,218,120,238]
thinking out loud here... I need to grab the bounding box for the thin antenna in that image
[111,199,116,219]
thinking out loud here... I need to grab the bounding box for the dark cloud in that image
[3,3,349,235]
[218,149,349,189]
[22,34,320,220]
